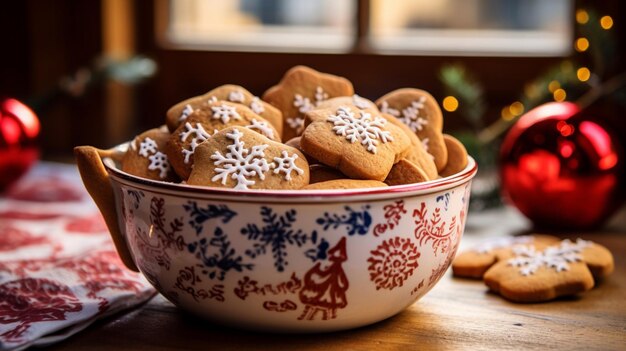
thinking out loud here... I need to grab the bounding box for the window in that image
[164,0,355,53]
[370,0,573,56]
[162,0,573,56]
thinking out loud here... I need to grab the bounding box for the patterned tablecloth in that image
[0,162,155,351]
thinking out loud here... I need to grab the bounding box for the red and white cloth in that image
[0,162,155,351]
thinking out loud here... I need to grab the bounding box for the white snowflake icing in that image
[290,86,328,134]
[315,86,328,103]
[211,104,241,124]
[507,239,590,276]
[180,122,214,164]
[286,117,305,135]
[293,86,328,114]
[246,119,275,139]
[148,151,170,178]
[400,97,429,133]
[353,94,372,109]
[211,129,270,190]
[421,137,434,160]
[472,236,534,254]
[228,90,245,103]
[327,107,393,154]
[135,137,171,179]
[294,94,314,113]
[272,151,304,181]
[208,96,218,104]
[138,137,158,157]
[178,104,194,122]
[250,97,265,114]
[380,100,400,117]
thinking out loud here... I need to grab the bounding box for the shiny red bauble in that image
[0,98,40,191]
[500,101,624,230]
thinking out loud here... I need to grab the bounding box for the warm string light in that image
[577,67,591,82]
[501,106,514,121]
[501,101,524,121]
[548,80,561,93]
[576,9,589,24]
[575,37,589,52]
[509,102,524,116]
[553,89,567,102]
[442,96,458,112]
[600,15,613,30]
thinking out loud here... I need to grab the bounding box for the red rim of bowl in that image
[104,155,477,199]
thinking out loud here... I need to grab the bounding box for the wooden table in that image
[49,206,626,351]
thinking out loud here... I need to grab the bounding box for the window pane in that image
[370,0,573,56]
[166,0,354,52]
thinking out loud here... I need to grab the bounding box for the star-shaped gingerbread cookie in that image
[376,88,448,172]
[262,66,354,141]
[483,238,614,302]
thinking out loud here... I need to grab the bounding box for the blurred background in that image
[1,0,622,159]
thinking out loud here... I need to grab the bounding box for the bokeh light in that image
[442,96,459,112]
[577,67,591,82]
[600,16,613,30]
[575,37,589,52]
[553,89,567,102]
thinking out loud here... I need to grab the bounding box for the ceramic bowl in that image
[75,144,477,332]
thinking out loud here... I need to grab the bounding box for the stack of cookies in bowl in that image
[74,66,477,332]
[120,66,468,190]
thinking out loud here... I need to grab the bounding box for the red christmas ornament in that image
[0,98,40,191]
[500,101,625,230]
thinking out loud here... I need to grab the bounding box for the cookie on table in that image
[376,88,448,172]
[384,159,429,186]
[187,126,309,190]
[439,134,469,178]
[166,101,280,180]
[452,235,560,279]
[483,239,614,302]
[166,85,282,135]
[301,105,410,181]
[262,66,354,141]
[121,127,178,182]
[302,179,387,190]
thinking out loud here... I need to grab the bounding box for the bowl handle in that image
[74,146,139,272]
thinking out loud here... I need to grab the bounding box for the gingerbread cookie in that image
[384,159,429,186]
[166,85,282,135]
[187,126,309,190]
[301,105,410,181]
[166,101,280,180]
[121,127,178,182]
[439,134,469,178]
[302,179,387,190]
[483,239,614,302]
[376,89,448,172]
[382,113,438,180]
[452,235,560,279]
[262,66,354,140]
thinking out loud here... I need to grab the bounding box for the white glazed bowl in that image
[80,145,476,333]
